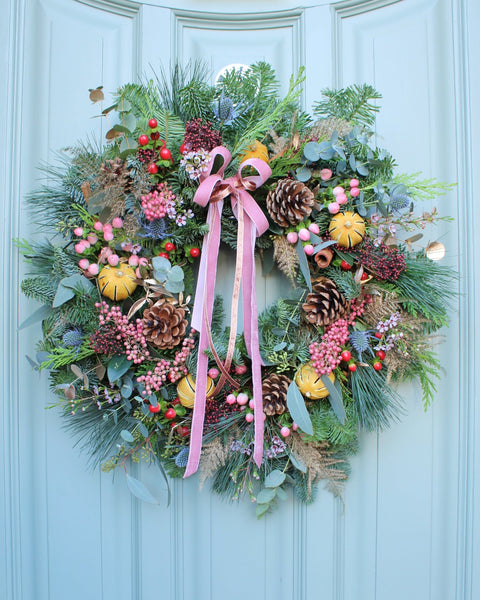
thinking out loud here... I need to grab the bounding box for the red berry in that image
[189,247,200,258]
[348,363,357,372]
[148,118,158,128]
[180,143,187,154]
[160,147,173,161]
[149,404,161,413]
[340,260,352,271]
[150,131,160,141]
[158,252,169,259]
[361,272,369,281]
[376,350,386,360]
[138,134,149,146]
[235,365,247,375]
[147,163,158,174]
[373,361,382,371]
[374,332,383,339]
[341,350,351,362]
[165,408,176,419]
[171,397,180,406]
[164,242,176,252]
[180,426,190,437]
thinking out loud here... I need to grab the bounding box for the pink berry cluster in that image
[285,222,320,256]
[74,218,124,275]
[309,297,369,376]
[95,301,150,364]
[327,179,360,215]
[141,183,176,222]
[136,331,196,396]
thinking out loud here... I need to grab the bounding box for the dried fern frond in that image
[199,438,230,489]
[288,433,347,499]
[273,235,299,284]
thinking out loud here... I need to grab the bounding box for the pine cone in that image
[266,179,315,227]
[262,373,291,416]
[302,278,348,326]
[142,300,188,349]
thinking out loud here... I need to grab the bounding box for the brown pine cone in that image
[266,179,315,227]
[262,373,291,416]
[142,300,188,349]
[302,278,348,327]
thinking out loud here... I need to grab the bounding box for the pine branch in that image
[313,84,382,127]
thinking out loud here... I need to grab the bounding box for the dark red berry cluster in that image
[203,397,238,433]
[354,239,407,281]
[137,148,158,165]
[89,324,125,356]
[184,119,222,152]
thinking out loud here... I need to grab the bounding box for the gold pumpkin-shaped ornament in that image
[176,374,215,409]
[98,264,138,301]
[329,211,365,248]
[294,362,335,400]
[240,140,269,164]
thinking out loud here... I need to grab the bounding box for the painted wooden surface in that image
[2,1,479,598]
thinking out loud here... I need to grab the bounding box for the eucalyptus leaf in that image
[124,113,137,131]
[296,165,312,182]
[276,487,288,501]
[125,473,161,505]
[271,327,287,336]
[121,381,133,399]
[356,162,369,176]
[117,98,132,112]
[113,124,132,134]
[168,265,184,283]
[321,375,346,424]
[376,197,389,217]
[120,430,134,443]
[137,422,149,438]
[255,503,270,518]
[273,342,287,352]
[264,469,286,488]
[52,283,75,308]
[165,279,184,294]
[286,381,314,435]
[108,355,133,383]
[256,488,276,503]
[86,190,107,214]
[288,451,307,473]
[349,153,356,171]
[303,141,321,161]
[18,304,51,330]
[296,239,312,291]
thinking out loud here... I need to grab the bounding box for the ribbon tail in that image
[185,204,222,478]
[242,218,264,468]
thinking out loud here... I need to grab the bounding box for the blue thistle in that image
[175,447,190,468]
[388,184,411,213]
[349,330,375,360]
[139,218,168,240]
[63,327,83,348]
[212,92,242,125]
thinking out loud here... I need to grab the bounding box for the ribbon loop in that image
[184,146,272,477]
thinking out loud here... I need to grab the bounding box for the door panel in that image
[2,1,478,599]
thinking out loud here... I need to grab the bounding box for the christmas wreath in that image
[19,63,456,517]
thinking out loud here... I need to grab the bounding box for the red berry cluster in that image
[354,239,406,281]
[184,119,222,152]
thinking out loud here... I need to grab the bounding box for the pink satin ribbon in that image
[184,146,272,477]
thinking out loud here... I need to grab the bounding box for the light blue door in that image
[2,1,479,599]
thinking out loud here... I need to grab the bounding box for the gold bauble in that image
[294,363,335,400]
[176,374,215,409]
[98,265,137,301]
[240,140,269,164]
[329,211,365,248]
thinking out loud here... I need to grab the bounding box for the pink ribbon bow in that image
[184,146,272,477]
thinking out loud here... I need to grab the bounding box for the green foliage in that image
[327,268,362,300]
[313,84,382,127]
[395,252,458,329]
[350,366,404,430]
[21,277,56,304]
